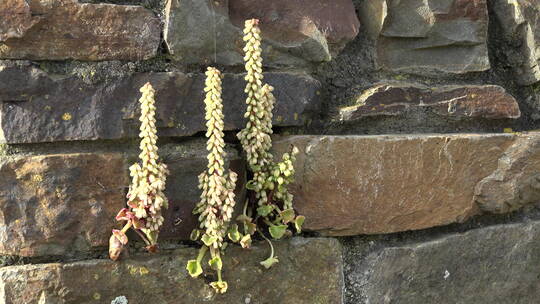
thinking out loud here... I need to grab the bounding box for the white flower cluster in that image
[126,83,169,241]
[237,19,298,208]
[194,67,237,249]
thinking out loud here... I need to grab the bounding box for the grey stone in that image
[0,62,321,144]
[360,0,490,75]
[0,238,344,304]
[346,220,540,304]
[493,0,540,85]
[164,0,360,67]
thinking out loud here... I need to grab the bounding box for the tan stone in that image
[0,0,160,60]
[272,133,540,236]
[0,238,343,304]
[0,153,127,256]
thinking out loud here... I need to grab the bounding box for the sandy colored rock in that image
[273,133,540,236]
[164,0,359,66]
[0,0,41,41]
[0,238,343,304]
[0,153,127,257]
[0,0,160,60]
[340,83,521,121]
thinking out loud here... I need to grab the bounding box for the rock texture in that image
[0,141,245,257]
[0,238,343,304]
[272,133,540,236]
[346,220,540,304]
[0,62,321,144]
[360,0,490,74]
[157,142,246,240]
[339,83,521,121]
[0,153,126,257]
[0,0,160,61]
[164,0,360,66]
[493,0,540,85]
[474,133,540,213]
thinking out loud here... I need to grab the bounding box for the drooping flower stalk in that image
[109,83,169,261]
[187,67,237,294]
[235,19,304,269]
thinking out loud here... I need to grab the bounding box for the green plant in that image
[187,67,238,294]
[234,19,304,269]
[109,82,169,261]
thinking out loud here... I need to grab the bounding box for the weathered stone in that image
[0,0,41,41]
[272,133,540,236]
[346,220,540,303]
[0,238,343,304]
[157,141,246,240]
[360,0,490,74]
[0,153,127,257]
[0,0,160,61]
[0,141,245,257]
[0,62,321,144]
[164,0,360,66]
[339,83,521,121]
[493,0,540,85]
[474,133,540,213]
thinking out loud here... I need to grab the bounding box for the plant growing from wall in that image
[109,82,169,261]
[186,67,238,294]
[234,19,304,269]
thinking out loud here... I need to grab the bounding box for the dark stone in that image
[346,220,540,303]
[0,238,344,304]
[0,62,322,143]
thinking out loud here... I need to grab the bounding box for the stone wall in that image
[1,0,540,303]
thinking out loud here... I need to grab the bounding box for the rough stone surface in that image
[272,133,540,236]
[0,141,245,257]
[360,0,490,74]
[0,0,41,42]
[474,133,540,213]
[164,0,360,66]
[346,220,540,304]
[0,238,343,304]
[0,153,127,257]
[493,0,540,85]
[0,0,160,61]
[156,141,246,240]
[0,62,321,144]
[339,83,521,121]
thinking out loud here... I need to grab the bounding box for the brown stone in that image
[0,141,246,257]
[340,83,521,121]
[164,0,359,66]
[474,133,540,213]
[229,0,360,54]
[361,0,490,74]
[0,0,41,41]
[0,0,160,60]
[272,133,540,236]
[0,238,343,304]
[0,153,127,257]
